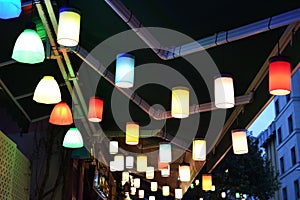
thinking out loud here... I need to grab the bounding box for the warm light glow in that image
[109,161,117,172]
[136,154,147,172]
[12,24,45,64]
[192,139,206,161]
[49,102,73,125]
[175,188,183,199]
[171,86,189,118]
[33,76,61,104]
[109,141,118,154]
[133,178,140,188]
[161,164,170,177]
[162,186,170,196]
[269,56,291,95]
[0,0,21,19]
[138,189,144,198]
[62,128,83,148]
[202,174,212,191]
[231,129,248,154]
[114,154,124,171]
[122,172,129,182]
[221,192,226,198]
[115,53,135,88]
[179,164,190,182]
[195,179,200,186]
[57,7,81,47]
[149,196,155,200]
[159,142,172,163]
[88,97,104,122]
[151,182,157,191]
[130,187,136,195]
[126,156,134,169]
[126,122,139,145]
[214,74,235,108]
[146,166,155,179]
[211,185,216,191]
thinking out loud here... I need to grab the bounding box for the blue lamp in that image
[115,53,135,88]
[0,0,21,19]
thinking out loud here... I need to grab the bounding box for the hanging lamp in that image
[269,55,291,96]
[115,53,135,88]
[125,156,134,169]
[12,22,45,64]
[162,186,170,196]
[171,86,189,118]
[149,196,155,200]
[136,154,147,172]
[125,122,139,145]
[138,190,144,198]
[62,128,83,148]
[122,172,130,182]
[33,76,61,104]
[49,102,73,125]
[159,142,172,163]
[214,74,235,108]
[179,153,190,182]
[202,174,212,191]
[133,178,140,188]
[0,0,21,19]
[146,166,155,179]
[130,187,136,195]
[151,182,158,192]
[57,7,81,47]
[161,164,170,177]
[231,129,248,154]
[192,139,206,161]
[88,97,104,122]
[175,188,183,199]
[109,141,118,154]
[114,154,124,171]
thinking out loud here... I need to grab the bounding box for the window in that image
[282,187,287,200]
[295,180,300,199]
[280,157,285,174]
[291,147,296,166]
[277,128,282,144]
[275,99,280,116]
[288,115,293,133]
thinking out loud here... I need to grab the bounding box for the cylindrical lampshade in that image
[109,141,118,154]
[122,172,130,182]
[214,74,235,108]
[126,156,134,169]
[192,139,206,161]
[137,154,147,172]
[159,143,172,163]
[0,0,21,19]
[151,182,157,192]
[269,56,291,95]
[146,166,155,179]
[130,187,136,195]
[57,7,80,47]
[231,129,248,154]
[171,86,189,118]
[149,196,155,200]
[33,76,61,104]
[114,154,124,171]
[133,178,140,188]
[162,186,170,196]
[12,23,45,64]
[158,157,169,171]
[202,174,212,191]
[62,128,83,148]
[115,53,135,88]
[211,185,216,191]
[175,188,183,199]
[110,161,117,172]
[161,164,170,177]
[138,189,144,198]
[88,97,104,122]
[221,192,226,198]
[195,179,200,186]
[126,122,139,145]
[49,102,73,125]
[179,164,190,182]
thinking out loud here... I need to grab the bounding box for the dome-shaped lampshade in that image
[33,76,61,104]
[57,7,81,47]
[88,97,104,122]
[214,74,235,109]
[126,122,139,145]
[49,102,73,125]
[12,23,45,64]
[115,53,135,88]
[231,129,248,154]
[202,174,212,191]
[171,86,189,118]
[192,139,206,161]
[62,128,83,148]
[269,56,291,96]
[0,0,21,19]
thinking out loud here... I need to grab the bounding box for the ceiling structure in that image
[1,0,300,196]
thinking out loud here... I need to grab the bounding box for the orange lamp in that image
[88,97,104,122]
[49,102,73,125]
[269,56,291,96]
[202,174,212,191]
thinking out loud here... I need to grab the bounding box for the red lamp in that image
[269,56,291,96]
[88,97,104,122]
[49,102,73,125]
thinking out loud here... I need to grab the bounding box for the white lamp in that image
[231,129,248,154]
[33,76,61,104]
[214,74,235,109]
[192,139,206,161]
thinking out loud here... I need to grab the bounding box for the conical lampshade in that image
[0,0,21,19]
[62,128,83,148]
[49,102,73,125]
[88,97,104,122]
[33,76,61,104]
[12,23,45,64]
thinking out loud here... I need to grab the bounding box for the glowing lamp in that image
[110,161,117,172]
[214,74,235,108]
[57,7,81,47]
[151,182,157,192]
[88,97,104,122]
[161,164,170,177]
[202,174,212,191]
[122,172,129,182]
[126,122,139,145]
[211,185,216,191]
[133,178,140,188]
[114,154,124,171]
[146,166,155,179]
[149,196,155,200]
[12,23,45,64]
[171,86,189,118]
[158,156,169,171]
[62,128,83,148]
[162,186,170,196]
[0,0,21,19]
[231,129,248,154]
[136,154,147,172]
[125,156,134,169]
[192,139,206,161]
[195,179,200,186]
[33,76,61,104]
[221,192,226,198]
[130,187,136,195]
[49,102,73,125]
[179,164,190,182]
[159,142,172,163]
[115,53,135,88]
[175,188,183,199]
[109,141,118,154]
[138,190,144,198]
[269,56,291,95]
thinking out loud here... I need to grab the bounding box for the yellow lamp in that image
[136,154,147,172]
[171,86,189,118]
[202,174,212,191]
[126,122,139,145]
[162,186,170,196]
